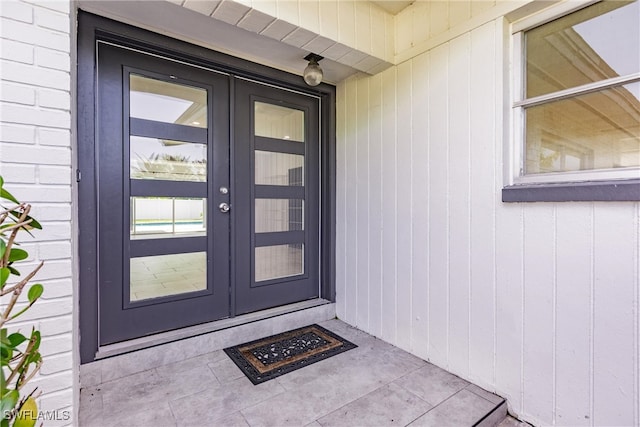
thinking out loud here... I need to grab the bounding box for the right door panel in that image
[234,80,320,314]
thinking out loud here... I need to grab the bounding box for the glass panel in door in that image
[255,199,304,233]
[130,252,207,301]
[130,74,207,127]
[128,73,211,303]
[255,244,304,282]
[255,151,304,186]
[254,101,304,141]
[254,103,306,283]
[130,197,206,238]
[130,136,207,182]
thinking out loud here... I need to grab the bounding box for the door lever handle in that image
[219,202,231,213]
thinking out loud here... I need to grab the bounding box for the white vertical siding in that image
[495,203,524,413]
[335,67,347,321]
[468,21,497,391]
[410,51,429,361]
[342,77,358,326]
[380,67,397,344]
[427,43,448,368]
[522,204,555,422]
[356,77,369,329]
[395,60,413,351]
[276,0,393,66]
[368,72,383,338]
[447,32,471,379]
[555,204,591,426]
[396,0,497,51]
[336,18,640,427]
[593,205,638,426]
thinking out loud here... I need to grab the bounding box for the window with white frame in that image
[510,0,640,190]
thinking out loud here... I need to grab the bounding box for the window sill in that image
[502,179,640,202]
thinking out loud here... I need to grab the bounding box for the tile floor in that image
[79,320,510,427]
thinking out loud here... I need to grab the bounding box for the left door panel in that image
[96,43,230,344]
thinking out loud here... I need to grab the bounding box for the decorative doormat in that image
[224,324,357,385]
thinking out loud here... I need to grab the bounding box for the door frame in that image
[77,11,336,364]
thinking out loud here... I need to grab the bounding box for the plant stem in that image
[1,204,30,266]
[5,334,36,386]
[17,360,42,391]
[0,261,44,328]
[0,218,33,236]
[0,203,23,216]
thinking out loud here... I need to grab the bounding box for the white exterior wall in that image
[395,0,496,56]
[249,0,394,65]
[0,0,75,424]
[336,15,640,427]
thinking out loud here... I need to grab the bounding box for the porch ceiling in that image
[371,0,413,15]
[78,0,389,84]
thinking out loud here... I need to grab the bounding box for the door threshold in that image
[95,298,331,360]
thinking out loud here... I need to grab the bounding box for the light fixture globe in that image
[303,53,324,87]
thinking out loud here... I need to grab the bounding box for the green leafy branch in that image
[1,176,45,427]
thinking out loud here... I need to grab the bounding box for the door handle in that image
[219,202,231,213]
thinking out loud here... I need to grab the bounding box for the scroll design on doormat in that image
[224,324,357,384]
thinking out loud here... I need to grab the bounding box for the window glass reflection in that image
[255,151,304,186]
[130,136,206,182]
[525,83,640,174]
[526,1,639,98]
[255,102,304,142]
[255,244,304,282]
[255,199,304,233]
[130,197,206,239]
[130,252,206,301]
[130,74,207,127]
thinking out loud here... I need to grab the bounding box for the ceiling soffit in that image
[79,0,394,83]
[370,0,413,15]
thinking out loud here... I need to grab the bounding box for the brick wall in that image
[0,0,74,424]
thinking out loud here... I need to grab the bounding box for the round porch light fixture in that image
[303,53,324,87]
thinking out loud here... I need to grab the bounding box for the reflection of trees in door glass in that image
[130,136,207,182]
